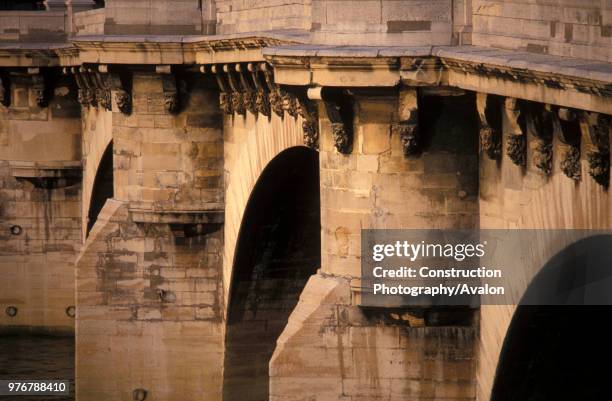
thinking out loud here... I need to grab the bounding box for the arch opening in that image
[223,146,321,401]
[491,235,612,401]
[86,142,114,236]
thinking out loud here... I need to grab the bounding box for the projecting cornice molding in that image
[8,160,82,188]
[63,35,295,66]
[0,45,68,67]
[265,45,612,115]
[0,34,296,67]
[0,37,610,114]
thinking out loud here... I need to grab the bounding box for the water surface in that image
[0,335,74,401]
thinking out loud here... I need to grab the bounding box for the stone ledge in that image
[266,44,611,113]
[74,29,308,44]
[2,33,610,88]
[9,160,82,179]
[129,208,224,225]
[264,44,433,58]
[266,44,612,86]
[434,46,612,86]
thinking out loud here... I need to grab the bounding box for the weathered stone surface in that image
[0,3,611,401]
[113,73,224,213]
[0,72,82,334]
[473,0,612,62]
[270,274,477,400]
[76,200,224,401]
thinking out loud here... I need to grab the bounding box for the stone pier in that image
[0,1,610,401]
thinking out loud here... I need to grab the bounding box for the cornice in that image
[0,34,299,68]
[265,45,611,114]
[0,37,609,114]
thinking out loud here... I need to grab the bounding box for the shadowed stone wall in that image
[75,70,226,401]
[0,73,81,334]
[319,92,480,278]
[0,166,80,334]
[0,74,81,162]
[112,73,223,214]
[270,90,481,400]
[75,200,224,401]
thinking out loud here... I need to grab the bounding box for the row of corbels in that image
[63,65,132,114]
[204,62,283,117]
[203,62,324,150]
[478,93,611,187]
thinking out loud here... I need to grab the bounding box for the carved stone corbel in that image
[248,63,270,117]
[157,66,179,114]
[307,86,351,153]
[73,68,90,107]
[162,76,179,114]
[81,68,98,107]
[105,70,131,115]
[224,64,245,116]
[74,68,96,108]
[556,108,581,181]
[525,103,554,175]
[261,64,284,117]
[504,98,527,167]
[330,119,350,153]
[582,112,610,187]
[211,65,232,115]
[28,69,46,108]
[476,93,502,160]
[282,89,298,118]
[325,92,353,154]
[394,87,419,157]
[85,67,103,108]
[269,90,284,117]
[297,92,319,149]
[236,64,257,115]
[92,67,112,111]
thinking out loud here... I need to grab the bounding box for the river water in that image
[0,335,74,401]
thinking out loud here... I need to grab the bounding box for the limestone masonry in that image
[0,1,610,401]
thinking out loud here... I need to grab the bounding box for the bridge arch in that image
[86,141,114,236]
[222,145,321,401]
[223,113,308,301]
[490,235,612,401]
[81,109,113,237]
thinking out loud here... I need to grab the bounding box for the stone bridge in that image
[0,1,611,401]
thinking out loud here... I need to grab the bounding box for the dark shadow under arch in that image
[223,147,321,401]
[491,235,612,401]
[86,142,114,236]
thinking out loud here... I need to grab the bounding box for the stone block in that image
[356,154,379,173]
